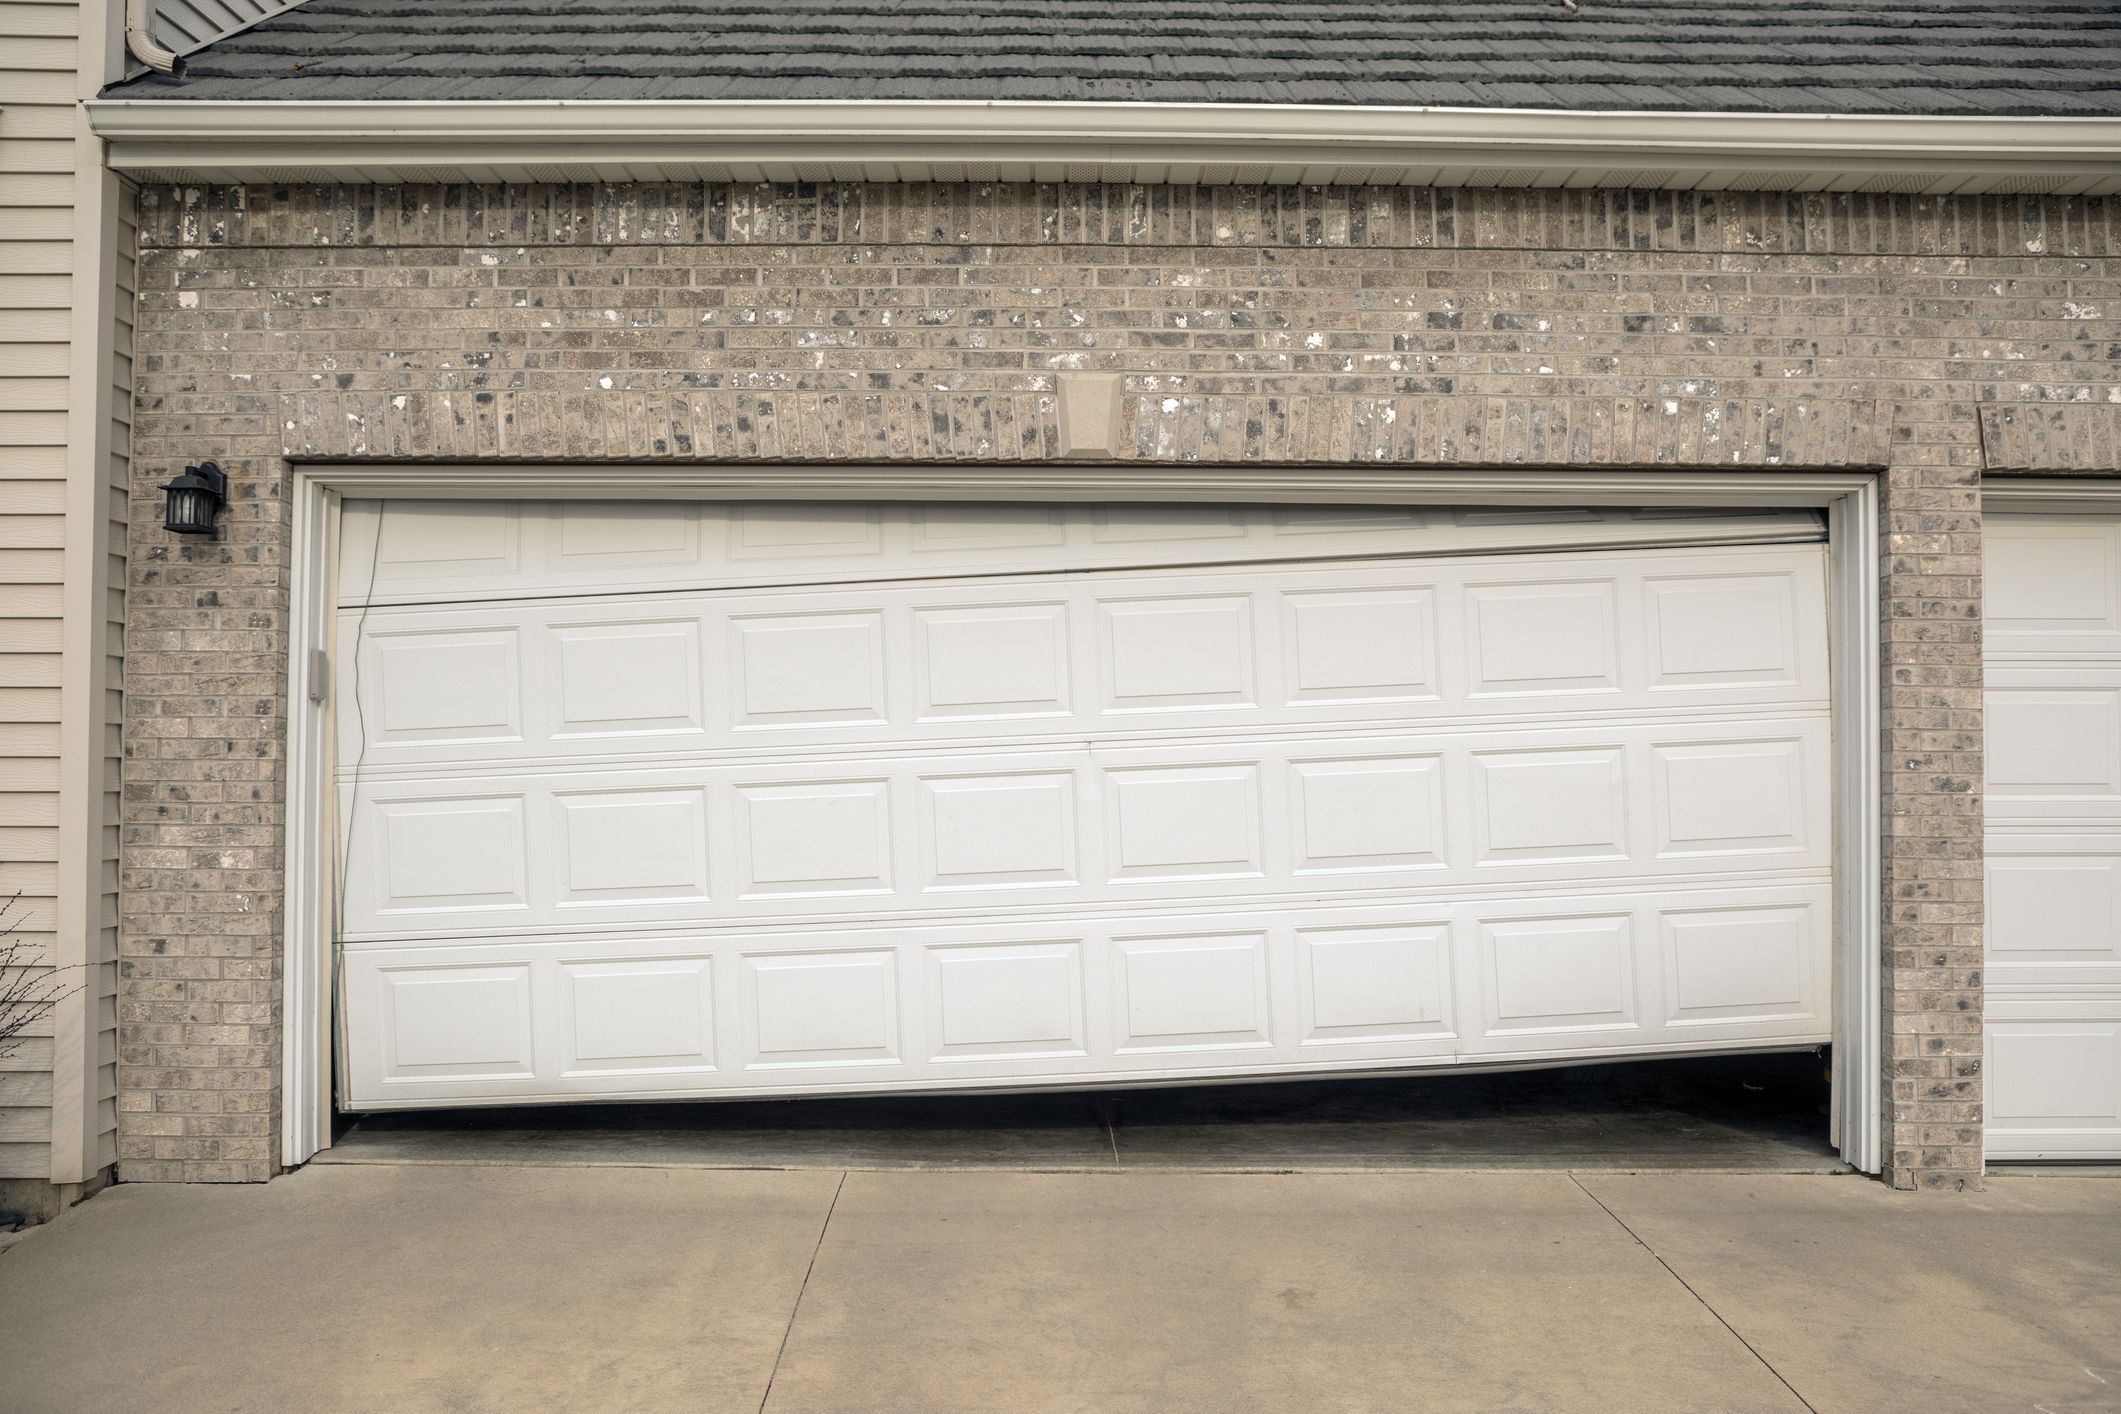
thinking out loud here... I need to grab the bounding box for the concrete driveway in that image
[2,1166,2116,1414]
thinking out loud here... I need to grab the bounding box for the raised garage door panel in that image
[1985,510,2121,1159]
[337,499,1826,607]
[334,502,1833,1108]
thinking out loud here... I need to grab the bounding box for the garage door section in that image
[332,501,1833,1109]
[1984,511,2121,1160]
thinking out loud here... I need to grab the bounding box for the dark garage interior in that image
[320,1051,1840,1173]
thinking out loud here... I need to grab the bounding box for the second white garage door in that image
[1984,510,2121,1159]
[332,501,1833,1108]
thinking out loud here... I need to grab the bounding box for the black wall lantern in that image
[160,461,227,537]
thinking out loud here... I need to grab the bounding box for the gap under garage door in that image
[331,501,1833,1110]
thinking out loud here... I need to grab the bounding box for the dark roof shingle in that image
[105,0,2121,116]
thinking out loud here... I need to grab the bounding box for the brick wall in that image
[123,183,2121,1190]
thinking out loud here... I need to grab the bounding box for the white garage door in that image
[332,500,1834,1109]
[1984,511,2121,1159]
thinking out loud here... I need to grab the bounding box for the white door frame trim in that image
[1980,476,2121,512]
[280,463,1884,1174]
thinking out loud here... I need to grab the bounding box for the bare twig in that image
[0,894,83,1063]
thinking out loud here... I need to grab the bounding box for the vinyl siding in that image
[90,182,131,1172]
[0,0,125,1185]
[0,0,76,1183]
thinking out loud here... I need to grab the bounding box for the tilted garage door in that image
[332,500,1833,1109]
[1984,511,2121,1159]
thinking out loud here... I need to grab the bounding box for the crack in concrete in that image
[758,1169,847,1414]
[1569,1172,1820,1414]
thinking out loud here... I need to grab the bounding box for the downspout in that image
[124,0,186,76]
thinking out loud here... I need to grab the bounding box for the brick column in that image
[1879,402,1985,1191]
[117,458,290,1183]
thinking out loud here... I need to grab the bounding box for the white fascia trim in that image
[83,98,2121,181]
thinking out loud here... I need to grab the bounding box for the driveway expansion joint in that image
[1569,1172,1821,1414]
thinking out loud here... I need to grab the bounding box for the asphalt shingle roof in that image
[105,0,2121,117]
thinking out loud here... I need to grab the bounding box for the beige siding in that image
[0,0,77,1183]
[0,0,125,1186]
[90,183,132,1172]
